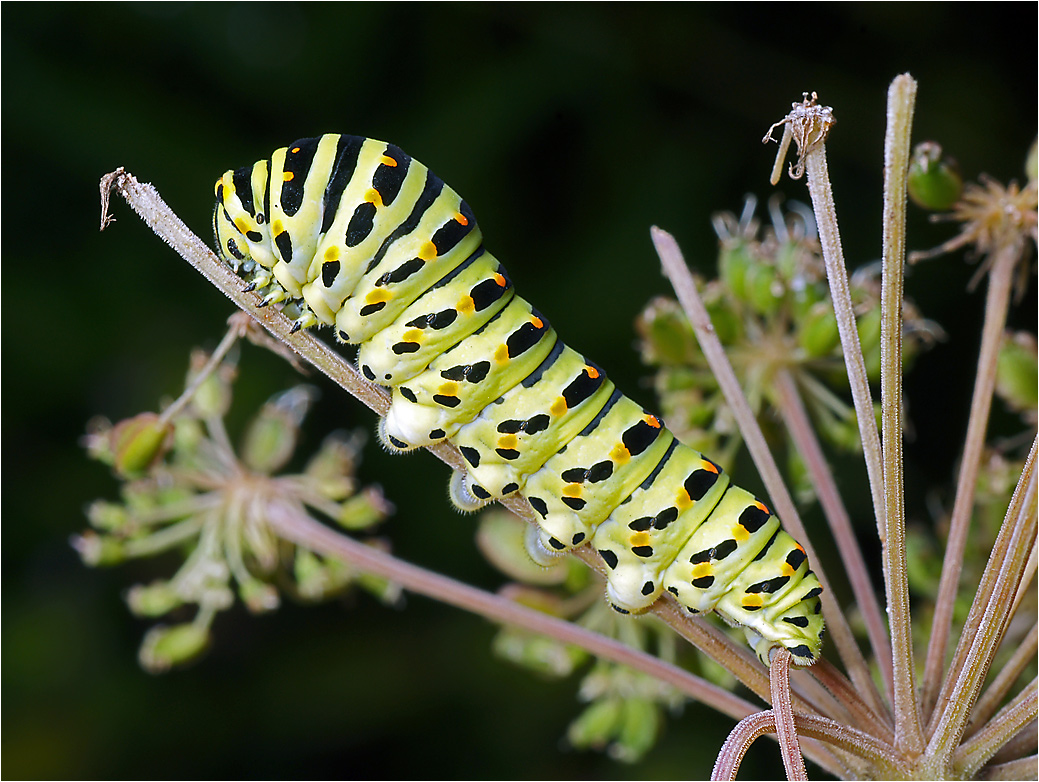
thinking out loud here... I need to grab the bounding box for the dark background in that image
[4,4,1036,779]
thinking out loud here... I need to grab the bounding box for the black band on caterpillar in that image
[213,134,825,667]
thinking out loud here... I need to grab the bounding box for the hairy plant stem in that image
[956,679,1039,778]
[771,649,809,780]
[922,239,1023,714]
[651,226,887,720]
[929,439,1037,739]
[928,449,1037,770]
[772,368,893,693]
[713,711,909,780]
[880,73,924,755]
[100,169,858,776]
[967,623,1037,735]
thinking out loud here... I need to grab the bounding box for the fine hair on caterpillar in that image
[213,134,825,667]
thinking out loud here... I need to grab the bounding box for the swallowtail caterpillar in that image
[212,134,825,666]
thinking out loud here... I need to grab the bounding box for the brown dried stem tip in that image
[764,93,837,184]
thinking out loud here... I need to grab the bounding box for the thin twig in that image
[922,241,1023,714]
[955,679,1039,778]
[262,496,759,721]
[651,226,887,719]
[773,368,893,694]
[967,623,1038,734]
[927,461,1037,767]
[771,649,808,780]
[879,73,924,754]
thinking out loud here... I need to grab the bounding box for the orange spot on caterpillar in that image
[530,315,544,329]
[379,155,398,167]
[365,188,384,207]
[497,434,518,450]
[283,171,294,182]
[700,459,720,474]
[562,483,582,498]
[609,443,631,465]
[676,489,693,509]
[418,241,438,261]
[493,273,507,287]
[754,500,771,515]
[630,531,650,547]
[586,367,600,379]
[644,415,662,428]
[291,147,301,153]
[454,212,469,226]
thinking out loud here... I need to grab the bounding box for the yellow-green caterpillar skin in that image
[213,134,824,666]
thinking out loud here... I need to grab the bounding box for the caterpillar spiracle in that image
[212,134,825,667]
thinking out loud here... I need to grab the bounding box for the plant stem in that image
[927,460,1037,768]
[773,368,894,695]
[771,649,809,780]
[922,240,1021,714]
[880,72,924,755]
[262,496,758,724]
[955,679,1039,778]
[967,622,1038,734]
[651,226,887,719]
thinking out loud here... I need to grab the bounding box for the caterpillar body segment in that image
[212,134,825,667]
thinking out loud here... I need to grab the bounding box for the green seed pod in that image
[703,295,742,345]
[86,501,130,532]
[71,531,126,567]
[241,387,316,474]
[492,626,586,677]
[613,698,661,763]
[995,332,1038,416]
[110,413,173,478]
[188,354,235,419]
[746,262,783,316]
[567,697,624,752]
[239,577,280,613]
[336,487,392,531]
[138,622,210,673]
[126,580,183,617]
[799,301,841,358]
[636,297,698,365]
[907,141,963,211]
[304,434,363,501]
[718,240,756,301]
[294,548,353,600]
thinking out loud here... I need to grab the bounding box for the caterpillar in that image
[212,134,824,667]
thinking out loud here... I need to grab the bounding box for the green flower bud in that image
[798,302,840,358]
[567,698,623,752]
[110,413,173,478]
[241,386,316,474]
[995,332,1038,416]
[188,351,235,419]
[718,240,755,301]
[746,263,783,316]
[703,297,742,345]
[304,434,364,501]
[635,298,698,365]
[138,622,210,673]
[356,571,404,606]
[492,628,586,677]
[336,487,393,531]
[126,580,183,617]
[239,578,280,613]
[612,698,660,763]
[71,532,126,567]
[908,141,963,211]
[86,501,130,532]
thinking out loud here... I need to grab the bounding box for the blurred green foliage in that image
[3,4,1036,778]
